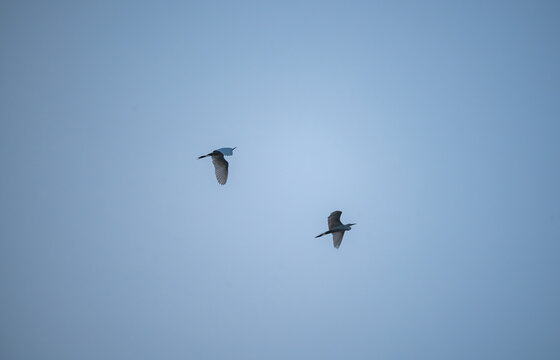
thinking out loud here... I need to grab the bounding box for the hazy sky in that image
[1,1,559,359]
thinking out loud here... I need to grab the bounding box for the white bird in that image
[198,147,236,185]
[315,210,356,249]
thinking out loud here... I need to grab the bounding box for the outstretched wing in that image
[328,211,343,230]
[216,147,235,156]
[332,231,344,249]
[211,154,229,185]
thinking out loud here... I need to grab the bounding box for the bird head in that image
[346,223,357,230]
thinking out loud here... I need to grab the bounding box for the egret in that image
[198,147,236,185]
[315,210,356,249]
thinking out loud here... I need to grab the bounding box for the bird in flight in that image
[198,147,236,185]
[315,210,356,248]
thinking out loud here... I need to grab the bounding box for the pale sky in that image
[1,1,559,359]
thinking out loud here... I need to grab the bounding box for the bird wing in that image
[211,154,229,185]
[332,231,344,249]
[216,147,234,156]
[328,211,343,230]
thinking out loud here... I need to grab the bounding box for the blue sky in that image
[1,1,559,359]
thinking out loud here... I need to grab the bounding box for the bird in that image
[198,147,236,185]
[315,210,356,249]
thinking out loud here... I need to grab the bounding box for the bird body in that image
[315,210,356,248]
[198,147,236,185]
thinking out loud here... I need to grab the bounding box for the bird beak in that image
[232,147,237,151]
[350,223,357,226]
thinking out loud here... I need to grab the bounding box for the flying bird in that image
[315,210,356,249]
[198,147,236,185]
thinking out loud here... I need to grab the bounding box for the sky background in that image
[1,1,559,359]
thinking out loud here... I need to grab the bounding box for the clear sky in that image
[1,1,559,359]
